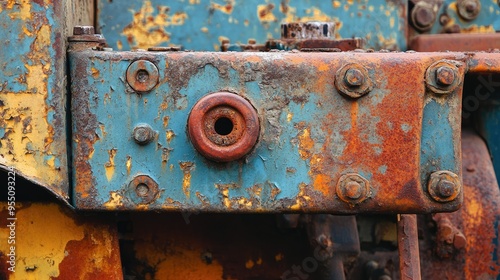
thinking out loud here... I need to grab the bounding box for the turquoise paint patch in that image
[420,98,459,185]
[98,0,407,51]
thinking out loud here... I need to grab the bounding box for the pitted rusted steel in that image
[128,175,160,204]
[425,60,461,95]
[397,214,421,280]
[335,64,373,98]
[188,92,260,162]
[427,171,461,202]
[336,173,370,204]
[433,214,466,258]
[132,124,155,145]
[126,60,159,92]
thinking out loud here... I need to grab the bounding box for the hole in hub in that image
[214,117,233,136]
[136,69,149,83]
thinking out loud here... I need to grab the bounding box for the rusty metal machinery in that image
[2,0,500,279]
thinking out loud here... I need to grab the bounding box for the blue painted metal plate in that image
[69,49,464,213]
[97,0,407,51]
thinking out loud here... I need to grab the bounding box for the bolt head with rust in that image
[344,68,365,87]
[127,175,160,205]
[126,60,159,92]
[336,173,370,204]
[458,0,481,20]
[188,92,260,162]
[411,2,436,31]
[412,3,436,31]
[435,66,456,86]
[425,60,461,95]
[132,124,155,145]
[428,171,461,202]
[335,64,373,99]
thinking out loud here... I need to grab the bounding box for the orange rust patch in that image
[180,161,195,199]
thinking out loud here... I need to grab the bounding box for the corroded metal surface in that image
[419,130,500,279]
[410,33,500,52]
[0,0,94,202]
[397,214,421,280]
[70,50,464,213]
[0,202,122,279]
[97,0,407,51]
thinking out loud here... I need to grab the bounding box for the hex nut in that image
[428,171,461,202]
[336,173,370,204]
[126,60,159,92]
[132,124,155,145]
[425,60,461,95]
[188,92,260,162]
[335,64,373,98]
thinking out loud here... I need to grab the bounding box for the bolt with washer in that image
[435,66,456,86]
[336,173,370,204]
[427,171,461,202]
[344,68,365,87]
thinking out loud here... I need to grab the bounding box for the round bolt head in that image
[336,173,370,204]
[126,60,159,92]
[133,124,154,145]
[344,68,365,87]
[435,66,456,86]
[427,171,461,202]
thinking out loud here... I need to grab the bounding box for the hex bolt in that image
[425,61,461,95]
[132,124,154,145]
[435,66,456,86]
[336,173,370,204]
[411,2,436,31]
[335,64,373,98]
[73,25,95,35]
[427,171,460,202]
[344,181,362,199]
[344,68,365,87]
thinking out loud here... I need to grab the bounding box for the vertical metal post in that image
[398,214,421,280]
